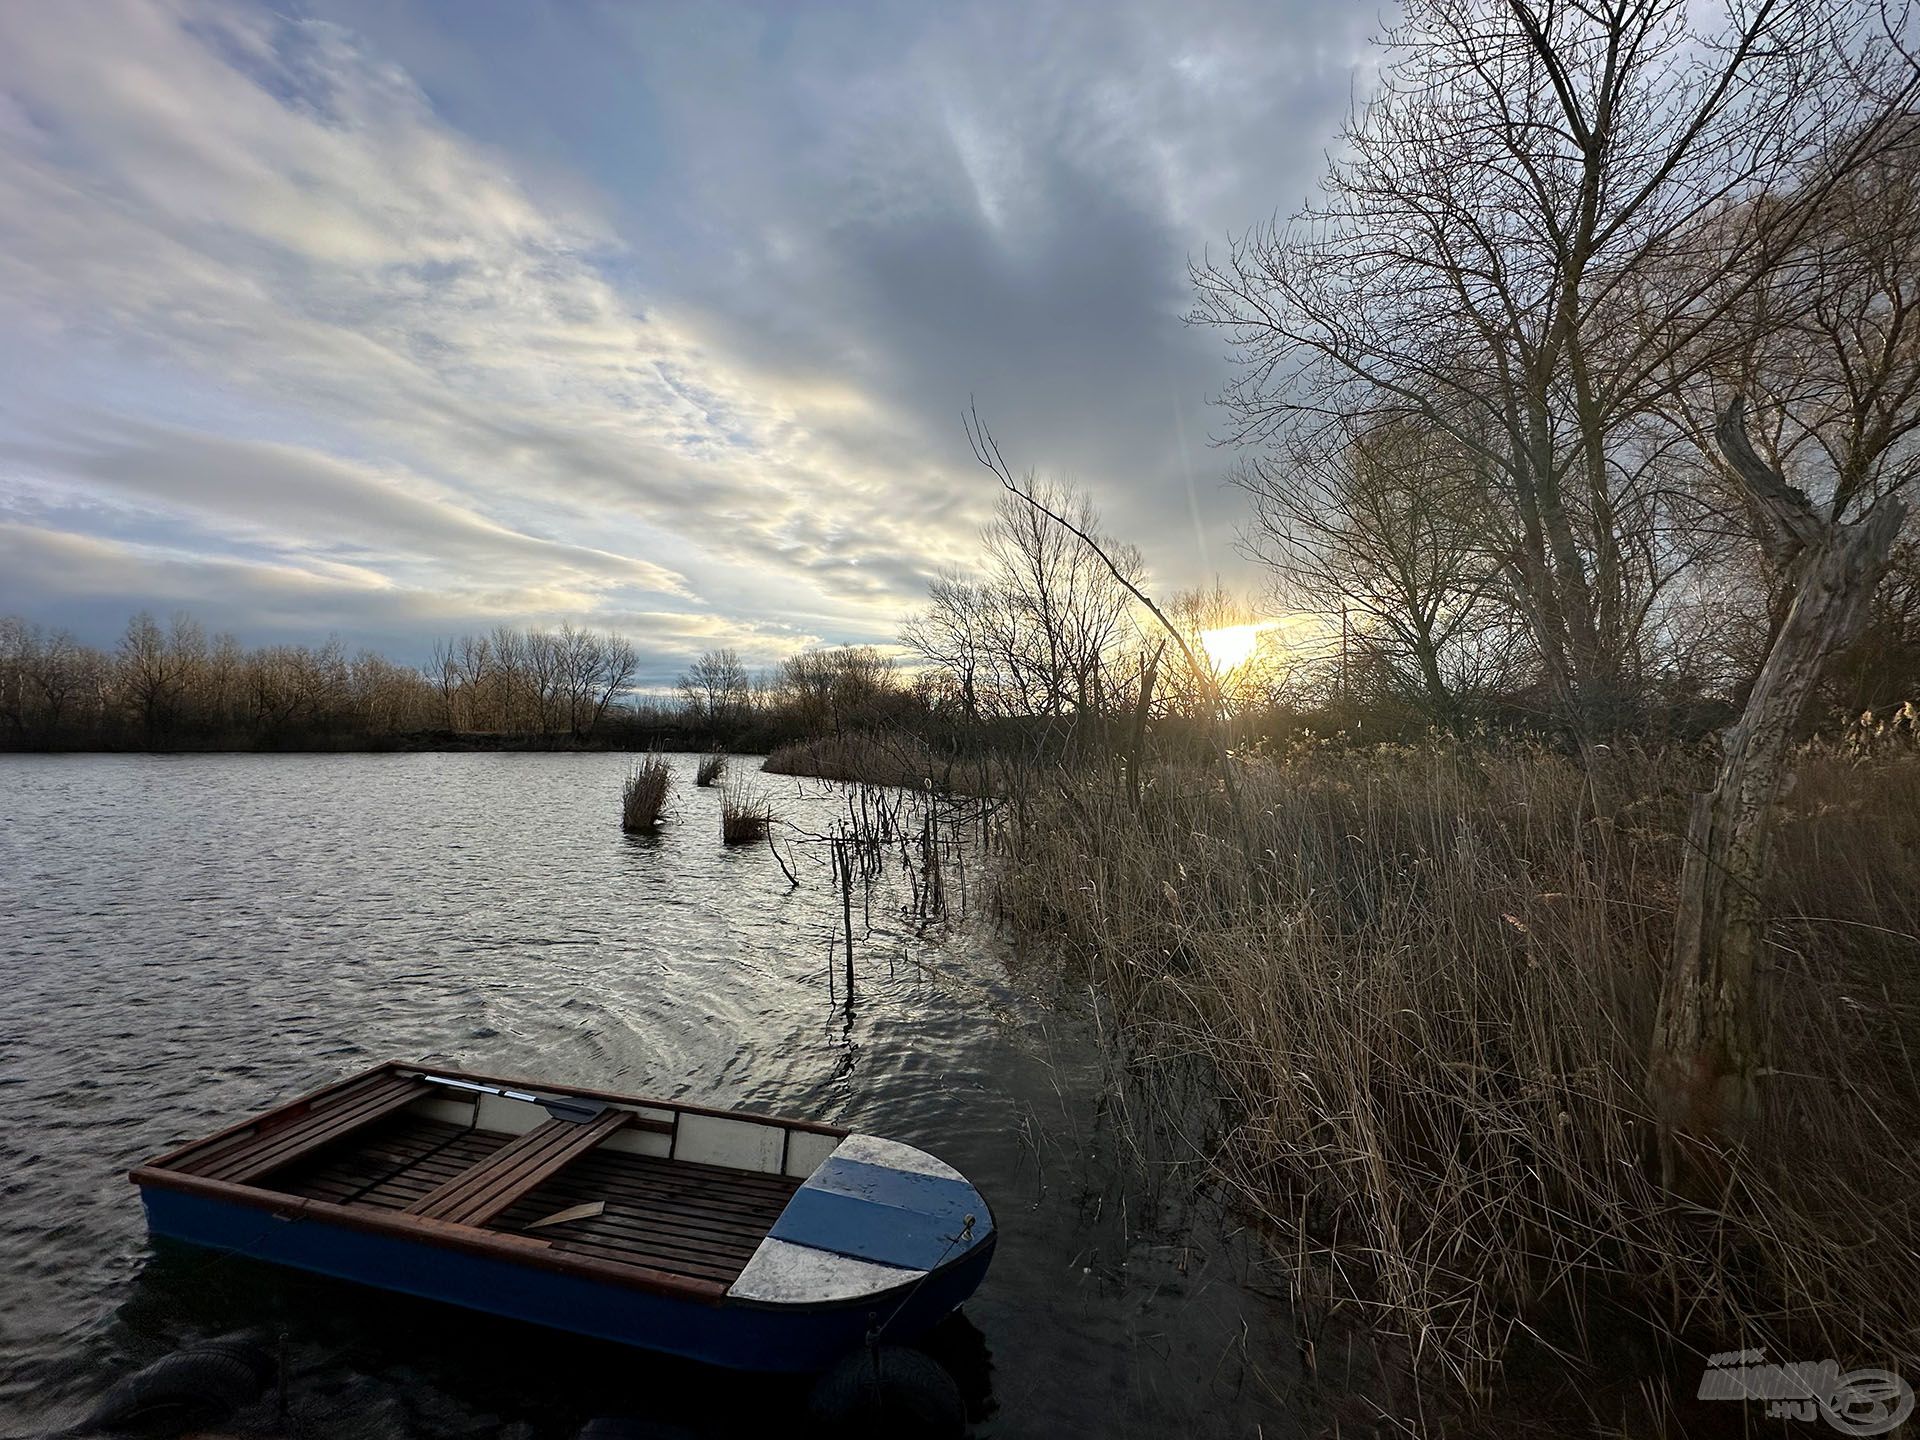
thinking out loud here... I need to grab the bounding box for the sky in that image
[0,0,1375,687]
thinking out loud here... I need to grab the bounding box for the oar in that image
[422,1074,610,1124]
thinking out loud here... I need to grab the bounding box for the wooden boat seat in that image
[406,1107,632,1228]
[174,1070,434,1185]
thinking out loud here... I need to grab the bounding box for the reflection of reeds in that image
[696,752,727,787]
[720,780,771,845]
[621,754,673,833]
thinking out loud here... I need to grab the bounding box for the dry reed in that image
[696,752,727,787]
[997,733,1920,1407]
[764,732,996,794]
[720,780,772,845]
[620,753,673,833]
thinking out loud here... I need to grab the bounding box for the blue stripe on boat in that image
[769,1156,990,1271]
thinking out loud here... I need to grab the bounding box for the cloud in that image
[0,0,1371,656]
[0,522,810,686]
[2,420,689,598]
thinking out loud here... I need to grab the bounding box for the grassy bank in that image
[763,732,1000,794]
[712,723,1920,1423]
[990,735,1920,1419]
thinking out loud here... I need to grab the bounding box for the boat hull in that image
[139,1183,994,1373]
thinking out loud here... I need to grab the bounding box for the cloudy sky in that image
[0,1,1373,685]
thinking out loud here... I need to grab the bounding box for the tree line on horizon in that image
[0,609,927,752]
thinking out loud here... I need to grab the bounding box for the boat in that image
[130,1061,996,1373]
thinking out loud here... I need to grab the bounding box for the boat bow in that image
[727,1134,994,1306]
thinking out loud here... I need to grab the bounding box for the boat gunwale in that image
[138,1059,851,1175]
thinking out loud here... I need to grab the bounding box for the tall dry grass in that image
[998,734,1920,1404]
[764,732,998,794]
[720,779,772,845]
[696,752,727,787]
[621,753,673,833]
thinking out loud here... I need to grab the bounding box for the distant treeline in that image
[9,509,1916,757]
[1,612,445,751]
[0,611,927,753]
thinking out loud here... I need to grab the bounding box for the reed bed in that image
[695,752,727,787]
[997,735,1920,1410]
[620,753,673,833]
[764,732,998,795]
[720,780,772,845]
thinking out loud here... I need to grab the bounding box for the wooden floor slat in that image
[510,1197,787,1252]
[502,1200,768,1258]
[265,1112,806,1288]
[512,1167,794,1224]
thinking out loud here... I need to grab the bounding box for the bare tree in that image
[902,571,992,724]
[1650,399,1906,1154]
[555,623,599,739]
[0,621,92,742]
[428,638,463,731]
[119,612,182,744]
[905,476,1142,740]
[1235,415,1514,725]
[680,648,751,728]
[1192,0,1918,781]
[587,632,638,736]
[1163,584,1281,721]
[0,618,33,740]
[777,647,898,734]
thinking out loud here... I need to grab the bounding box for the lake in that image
[0,752,1300,1437]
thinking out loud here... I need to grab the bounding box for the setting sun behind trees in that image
[1199,622,1270,672]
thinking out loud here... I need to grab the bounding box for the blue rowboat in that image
[130,1062,995,1373]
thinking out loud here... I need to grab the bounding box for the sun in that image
[1199,623,1265,672]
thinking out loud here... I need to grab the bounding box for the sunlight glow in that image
[1199,622,1268,672]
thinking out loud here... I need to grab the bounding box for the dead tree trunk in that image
[1649,398,1905,1163]
[1126,640,1164,810]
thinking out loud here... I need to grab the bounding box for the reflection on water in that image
[0,753,1301,1437]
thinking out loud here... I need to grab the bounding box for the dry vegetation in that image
[695,752,726,787]
[719,780,772,845]
[620,754,673,834]
[764,733,999,795]
[764,733,939,785]
[996,729,1920,1407]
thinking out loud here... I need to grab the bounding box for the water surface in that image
[0,753,1300,1437]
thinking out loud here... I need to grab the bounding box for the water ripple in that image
[0,752,1299,1438]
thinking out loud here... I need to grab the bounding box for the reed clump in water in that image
[720,781,772,845]
[696,752,727,787]
[997,734,1920,1407]
[620,754,673,833]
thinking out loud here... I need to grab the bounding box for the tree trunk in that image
[1650,399,1904,1164]
[1127,641,1164,810]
